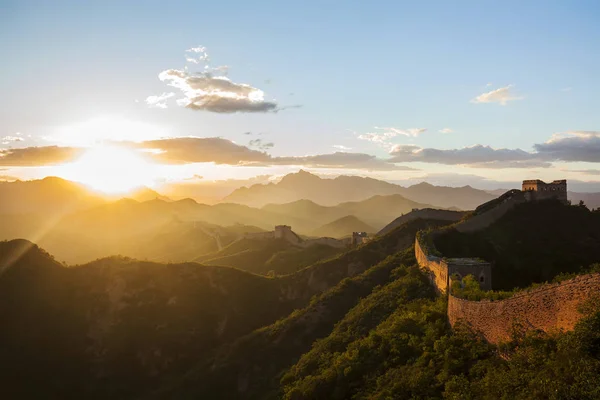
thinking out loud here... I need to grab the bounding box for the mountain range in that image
[223,169,497,209]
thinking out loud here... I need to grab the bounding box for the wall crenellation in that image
[448,273,600,343]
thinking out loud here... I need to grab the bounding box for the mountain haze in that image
[311,215,375,238]
[223,170,496,210]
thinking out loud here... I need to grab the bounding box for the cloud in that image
[185,46,210,64]
[471,85,522,105]
[1,136,24,145]
[333,145,352,150]
[0,146,83,166]
[136,137,412,171]
[149,46,285,113]
[438,128,454,134]
[248,138,274,151]
[270,152,417,171]
[388,144,550,168]
[137,137,270,165]
[145,92,175,109]
[358,127,427,146]
[566,169,600,175]
[534,131,600,163]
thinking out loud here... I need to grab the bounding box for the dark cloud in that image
[137,137,411,171]
[388,144,550,168]
[270,152,416,171]
[138,137,270,165]
[534,131,600,162]
[248,139,274,151]
[567,169,600,175]
[0,146,83,166]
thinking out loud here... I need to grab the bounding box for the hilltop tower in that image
[522,179,568,204]
[351,232,369,246]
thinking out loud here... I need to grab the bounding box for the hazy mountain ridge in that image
[311,215,376,238]
[224,170,497,210]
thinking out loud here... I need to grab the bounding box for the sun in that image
[61,146,156,194]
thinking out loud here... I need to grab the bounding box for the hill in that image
[0,239,306,399]
[196,238,344,276]
[433,200,600,289]
[5,204,600,399]
[223,170,495,210]
[262,195,434,232]
[262,199,348,224]
[0,176,104,215]
[0,196,311,264]
[153,218,458,399]
[569,192,600,210]
[336,194,431,228]
[398,181,496,210]
[311,215,375,238]
[157,203,600,399]
[0,217,456,399]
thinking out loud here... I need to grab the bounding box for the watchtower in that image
[522,179,568,204]
[351,232,369,246]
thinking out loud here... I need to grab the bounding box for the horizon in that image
[2,1,600,195]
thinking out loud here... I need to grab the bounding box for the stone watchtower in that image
[351,232,369,246]
[522,179,568,204]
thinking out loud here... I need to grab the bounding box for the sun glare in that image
[62,146,156,194]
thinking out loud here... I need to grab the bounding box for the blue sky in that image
[1,0,600,191]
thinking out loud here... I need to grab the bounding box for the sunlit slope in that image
[197,238,344,275]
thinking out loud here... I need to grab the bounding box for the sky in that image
[1,0,600,193]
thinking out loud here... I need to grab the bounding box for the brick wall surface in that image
[448,273,600,343]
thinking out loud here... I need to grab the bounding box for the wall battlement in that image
[448,273,600,343]
[243,226,349,249]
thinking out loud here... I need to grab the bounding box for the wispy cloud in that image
[564,169,600,175]
[471,85,523,105]
[358,126,427,147]
[145,92,175,109]
[134,137,413,171]
[0,146,84,166]
[333,144,352,151]
[438,128,453,134]
[1,135,24,145]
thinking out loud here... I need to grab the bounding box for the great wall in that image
[242,225,371,249]
[414,179,600,343]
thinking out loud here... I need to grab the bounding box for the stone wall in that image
[415,236,449,293]
[448,273,600,343]
[243,231,276,240]
[300,237,349,249]
[456,191,527,233]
